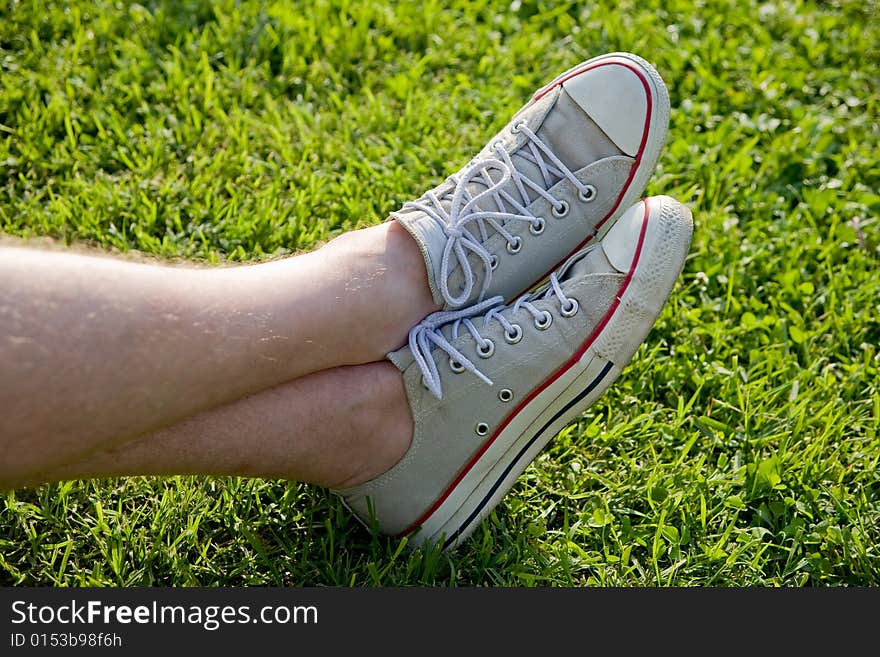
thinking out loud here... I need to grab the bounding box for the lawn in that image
[0,0,877,586]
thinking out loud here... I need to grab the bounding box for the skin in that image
[14,362,412,491]
[0,221,436,490]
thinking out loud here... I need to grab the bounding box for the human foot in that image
[393,52,670,310]
[335,195,693,551]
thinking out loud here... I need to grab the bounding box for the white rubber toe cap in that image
[602,195,694,274]
[562,59,650,157]
[602,198,647,272]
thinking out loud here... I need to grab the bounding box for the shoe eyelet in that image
[489,253,499,270]
[477,338,495,359]
[493,140,505,152]
[504,324,523,344]
[506,236,523,254]
[578,185,597,203]
[534,311,553,330]
[560,298,579,317]
[475,422,490,436]
[449,358,466,373]
[529,217,546,235]
[551,200,570,218]
[498,388,514,403]
[511,120,526,134]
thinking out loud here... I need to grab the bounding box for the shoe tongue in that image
[533,90,620,172]
[554,243,615,285]
[458,146,551,210]
[460,89,620,211]
[451,91,555,210]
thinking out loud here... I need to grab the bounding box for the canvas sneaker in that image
[392,51,670,310]
[335,195,694,550]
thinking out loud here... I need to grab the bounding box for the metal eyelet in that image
[475,422,490,436]
[578,185,597,203]
[449,358,466,373]
[504,324,523,344]
[506,236,523,254]
[493,140,505,151]
[534,311,553,330]
[529,217,546,235]
[477,338,495,359]
[560,298,579,317]
[489,253,499,270]
[498,388,514,403]
[511,119,526,134]
[552,200,570,218]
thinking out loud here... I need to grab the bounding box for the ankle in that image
[385,219,437,309]
[331,361,413,490]
[320,222,439,362]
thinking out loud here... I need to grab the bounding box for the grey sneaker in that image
[393,51,670,310]
[335,195,693,550]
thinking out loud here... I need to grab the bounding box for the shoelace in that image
[401,122,596,307]
[410,269,579,399]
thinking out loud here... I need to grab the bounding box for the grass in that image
[0,0,878,586]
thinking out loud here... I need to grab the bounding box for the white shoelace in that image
[410,270,578,399]
[401,122,596,307]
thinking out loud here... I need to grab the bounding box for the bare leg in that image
[0,222,437,480]
[5,361,412,492]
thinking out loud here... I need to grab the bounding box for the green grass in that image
[1,0,878,586]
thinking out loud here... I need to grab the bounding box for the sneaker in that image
[335,195,693,550]
[392,51,670,310]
